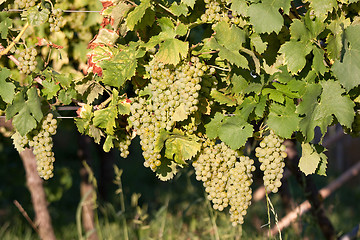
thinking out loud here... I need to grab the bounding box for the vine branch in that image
[0,22,30,56]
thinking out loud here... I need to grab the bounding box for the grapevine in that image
[255,131,287,193]
[1,0,360,231]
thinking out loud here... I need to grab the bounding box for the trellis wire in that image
[3,9,101,13]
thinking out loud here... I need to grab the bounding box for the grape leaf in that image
[155,38,188,65]
[170,2,188,16]
[93,91,119,135]
[6,88,43,136]
[0,68,15,103]
[118,99,131,115]
[99,48,139,88]
[267,98,300,139]
[172,103,188,122]
[205,112,225,139]
[312,47,327,75]
[305,0,337,21]
[103,135,115,152]
[0,16,11,39]
[332,25,360,91]
[296,84,328,141]
[210,89,237,106]
[74,105,93,134]
[235,97,257,121]
[182,0,196,8]
[325,15,350,60]
[155,158,178,181]
[248,0,284,34]
[126,0,151,31]
[251,34,268,54]
[213,21,246,51]
[218,115,253,150]
[231,0,249,17]
[164,133,202,164]
[318,80,355,128]
[299,143,327,176]
[58,89,77,105]
[87,83,104,104]
[42,80,60,100]
[279,40,313,73]
[25,6,50,26]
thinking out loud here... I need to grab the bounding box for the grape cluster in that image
[193,140,255,226]
[29,113,58,180]
[227,157,255,226]
[200,0,223,23]
[200,0,246,26]
[129,57,207,172]
[118,133,131,158]
[49,8,65,32]
[16,47,37,74]
[14,0,36,8]
[255,131,287,193]
[12,131,30,152]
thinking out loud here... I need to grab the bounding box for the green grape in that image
[129,57,208,173]
[255,131,287,193]
[14,0,37,8]
[16,47,37,75]
[193,140,255,226]
[30,113,58,180]
[50,8,65,32]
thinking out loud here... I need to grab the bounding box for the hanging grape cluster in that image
[118,133,131,158]
[129,57,207,172]
[193,140,255,226]
[49,8,65,32]
[29,113,58,180]
[200,0,245,26]
[255,131,287,193]
[15,47,37,74]
[14,0,36,8]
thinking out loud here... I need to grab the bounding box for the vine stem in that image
[0,22,30,56]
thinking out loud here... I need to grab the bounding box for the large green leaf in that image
[299,143,327,176]
[218,115,253,150]
[164,133,202,164]
[279,40,312,73]
[0,16,11,39]
[5,87,43,136]
[267,98,300,139]
[155,38,188,65]
[126,0,151,30]
[332,25,360,91]
[318,80,355,128]
[0,68,15,103]
[248,0,284,34]
[205,112,225,139]
[99,48,140,88]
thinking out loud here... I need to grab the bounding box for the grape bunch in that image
[129,57,207,172]
[193,140,255,226]
[14,0,36,8]
[16,47,37,74]
[49,8,65,32]
[255,131,287,193]
[12,131,30,152]
[200,0,223,23]
[118,133,131,158]
[29,113,58,180]
[227,156,255,226]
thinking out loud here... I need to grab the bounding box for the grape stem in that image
[0,22,30,56]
